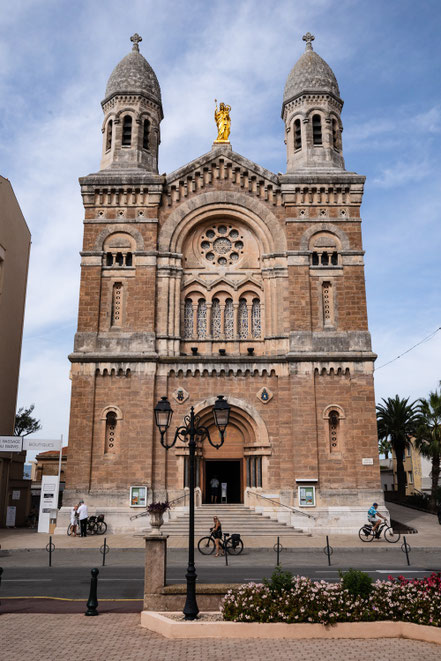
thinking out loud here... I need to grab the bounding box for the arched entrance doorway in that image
[202,421,245,503]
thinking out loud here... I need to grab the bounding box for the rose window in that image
[200,225,244,266]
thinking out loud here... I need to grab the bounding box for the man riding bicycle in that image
[367,502,386,537]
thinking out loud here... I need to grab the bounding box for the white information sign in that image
[12,490,20,500]
[0,436,22,452]
[38,475,60,533]
[22,438,62,452]
[6,506,16,527]
[221,482,227,503]
[362,457,374,465]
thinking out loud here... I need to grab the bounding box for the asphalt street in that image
[1,548,440,599]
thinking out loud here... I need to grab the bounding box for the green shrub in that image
[263,565,293,594]
[339,568,373,598]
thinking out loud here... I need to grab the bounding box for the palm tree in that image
[376,395,419,498]
[378,437,392,459]
[414,389,441,511]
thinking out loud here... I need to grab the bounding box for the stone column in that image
[143,533,168,610]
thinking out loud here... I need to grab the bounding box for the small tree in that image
[377,395,419,498]
[14,404,42,437]
[414,389,441,511]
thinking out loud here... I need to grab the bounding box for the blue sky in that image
[1,0,440,447]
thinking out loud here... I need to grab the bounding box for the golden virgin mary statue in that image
[214,100,231,143]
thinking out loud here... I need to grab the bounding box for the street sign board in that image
[22,438,62,452]
[0,436,22,451]
[38,475,60,533]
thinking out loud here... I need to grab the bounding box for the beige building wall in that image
[0,175,31,526]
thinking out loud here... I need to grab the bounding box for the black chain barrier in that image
[401,535,411,566]
[85,568,99,616]
[46,536,55,567]
[99,538,110,567]
[323,535,333,566]
[273,536,283,566]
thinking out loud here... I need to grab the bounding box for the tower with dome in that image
[61,33,381,534]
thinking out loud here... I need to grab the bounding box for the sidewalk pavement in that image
[1,613,440,661]
[1,502,440,550]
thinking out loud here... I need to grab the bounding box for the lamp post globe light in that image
[153,395,231,620]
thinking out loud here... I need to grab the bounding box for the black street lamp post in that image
[154,395,230,620]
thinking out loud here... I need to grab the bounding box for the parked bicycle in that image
[358,519,400,543]
[67,514,107,536]
[198,531,244,555]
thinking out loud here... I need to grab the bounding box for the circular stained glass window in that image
[201,241,210,250]
[235,241,244,250]
[206,229,215,239]
[230,229,239,239]
[218,257,227,266]
[206,252,215,261]
[217,225,228,235]
[199,225,245,265]
[230,252,239,262]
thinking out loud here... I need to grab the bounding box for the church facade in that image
[62,33,382,533]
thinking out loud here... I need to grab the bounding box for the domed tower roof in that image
[282,33,341,113]
[103,33,163,116]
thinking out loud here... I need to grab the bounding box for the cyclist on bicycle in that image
[367,502,385,537]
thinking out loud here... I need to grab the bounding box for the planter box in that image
[140,611,441,644]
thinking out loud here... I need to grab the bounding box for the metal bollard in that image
[223,533,229,567]
[273,536,283,566]
[401,536,411,566]
[323,536,333,566]
[46,536,55,567]
[85,568,99,616]
[99,538,110,567]
[0,567,3,605]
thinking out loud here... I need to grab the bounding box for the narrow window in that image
[106,120,113,151]
[105,411,117,453]
[116,252,124,266]
[125,252,133,267]
[294,118,302,150]
[312,114,322,145]
[111,282,123,326]
[106,253,113,266]
[184,298,193,338]
[321,251,329,266]
[122,115,132,146]
[257,456,262,487]
[238,298,248,339]
[322,281,333,326]
[312,252,319,266]
[331,251,338,266]
[224,298,234,339]
[197,298,207,339]
[252,298,261,338]
[143,119,150,149]
[329,410,340,452]
[332,119,339,150]
[211,298,221,338]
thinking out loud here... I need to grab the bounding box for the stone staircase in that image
[161,503,306,542]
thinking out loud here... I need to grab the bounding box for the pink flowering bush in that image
[221,571,441,627]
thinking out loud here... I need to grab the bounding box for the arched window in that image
[224,298,234,339]
[197,299,207,339]
[105,411,117,453]
[312,252,319,266]
[111,282,123,326]
[125,252,133,267]
[329,410,340,452]
[331,251,338,266]
[184,298,193,339]
[294,118,302,150]
[252,298,261,338]
[322,281,333,326]
[106,120,113,151]
[332,119,339,150]
[239,298,248,339]
[312,114,322,145]
[143,119,150,149]
[106,252,113,266]
[321,251,329,266]
[211,298,221,338]
[122,115,132,146]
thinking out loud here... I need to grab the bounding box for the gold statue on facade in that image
[214,99,231,143]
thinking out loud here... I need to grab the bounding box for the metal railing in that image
[246,490,315,519]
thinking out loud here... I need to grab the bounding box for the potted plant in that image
[147,501,170,532]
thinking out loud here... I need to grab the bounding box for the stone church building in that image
[61,33,382,533]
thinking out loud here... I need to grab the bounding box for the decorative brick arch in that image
[158,191,286,254]
[300,223,350,251]
[94,226,144,251]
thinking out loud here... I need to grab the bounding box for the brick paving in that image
[1,614,440,661]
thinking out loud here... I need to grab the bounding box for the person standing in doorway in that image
[77,500,89,537]
[210,476,220,503]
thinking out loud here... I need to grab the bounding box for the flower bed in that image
[221,571,441,627]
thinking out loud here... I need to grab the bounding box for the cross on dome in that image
[302,32,315,51]
[130,33,142,52]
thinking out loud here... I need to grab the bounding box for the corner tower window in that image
[332,119,339,150]
[322,281,334,326]
[111,282,123,327]
[105,411,117,454]
[183,298,193,339]
[122,116,132,146]
[294,119,302,150]
[143,119,150,149]
[106,120,113,151]
[329,410,340,452]
[312,114,322,145]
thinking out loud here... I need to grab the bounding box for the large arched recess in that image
[158,191,286,255]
